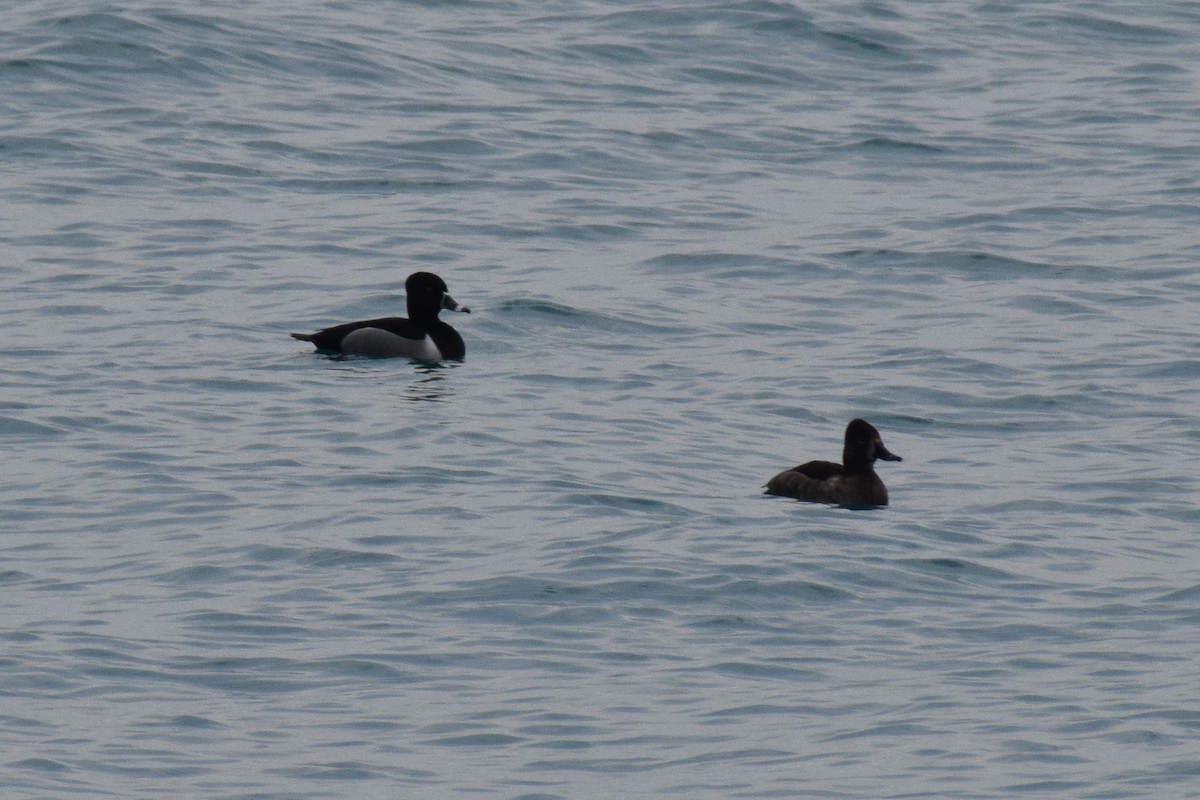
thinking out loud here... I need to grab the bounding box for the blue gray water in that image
[4,2,1200,798]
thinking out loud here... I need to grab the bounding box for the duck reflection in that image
[403,364,455,403]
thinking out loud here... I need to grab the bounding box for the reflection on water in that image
[325,359,458,403]
[404,364,455,403]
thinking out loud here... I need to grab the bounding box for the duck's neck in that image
[842,448,874,475]
[407,302,440,325]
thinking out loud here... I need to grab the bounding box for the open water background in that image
[4,2,1200,798]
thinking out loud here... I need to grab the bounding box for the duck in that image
[291,272,470,359]
[765,418,902,507]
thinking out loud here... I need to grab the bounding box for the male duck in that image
[765,418,902,507]
[291,272,470,359]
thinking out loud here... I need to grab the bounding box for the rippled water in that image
[4,2,1200,798]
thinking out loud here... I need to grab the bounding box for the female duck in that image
[765,418,902,507]
[292,272,470,359]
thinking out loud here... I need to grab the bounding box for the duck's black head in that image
[843,418,902,472]
[406,271,470,320]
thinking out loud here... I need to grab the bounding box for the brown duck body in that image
[765,460,891,506]
[765,419,901,508]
